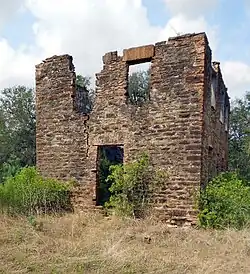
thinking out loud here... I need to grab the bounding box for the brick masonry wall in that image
[36,32,229,226]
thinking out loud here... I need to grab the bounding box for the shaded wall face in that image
[201,51,230,188]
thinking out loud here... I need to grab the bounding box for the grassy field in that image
[1,213,250,274]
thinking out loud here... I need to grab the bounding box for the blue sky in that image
[1,9,36,48]
[0,0,250,98]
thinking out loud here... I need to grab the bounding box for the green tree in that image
[128,69,150,105]
[76,75,91,88]
[0,86,36,182]
[229,91,250,181]
[76,74,95,111]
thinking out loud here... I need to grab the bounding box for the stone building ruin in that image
[36,32,230,226]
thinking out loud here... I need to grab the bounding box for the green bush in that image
[0,167,72,215]
[0,156,21,183]
[199,172,250,229]
[105,153,168,218]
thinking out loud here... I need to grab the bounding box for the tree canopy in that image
[76,75,91,88]
[229,91,250,181]
[0,86,36,182]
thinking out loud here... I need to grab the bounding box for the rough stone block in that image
[123,45,154,63]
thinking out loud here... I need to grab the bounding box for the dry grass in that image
[1,213,250,274]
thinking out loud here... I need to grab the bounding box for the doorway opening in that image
[96,145,124,206]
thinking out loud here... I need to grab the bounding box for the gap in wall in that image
[75,59,96,113]
[96,145,124,206]
[127,62,151,105]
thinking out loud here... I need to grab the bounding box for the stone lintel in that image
[123,45,154,64]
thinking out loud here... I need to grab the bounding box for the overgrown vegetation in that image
[105,153,168,218]
[2,213,250,273]
[199,172,250,229]
[0,167,72,216]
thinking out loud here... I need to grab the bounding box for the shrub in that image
[0,167,72,215]
[198,172,250,229]
[105,153,168,218]
[0,156,21,184]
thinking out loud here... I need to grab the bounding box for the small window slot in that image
[211,76,216,109]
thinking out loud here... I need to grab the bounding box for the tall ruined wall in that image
[36,55,90,189]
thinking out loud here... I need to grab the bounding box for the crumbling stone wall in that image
[36,32,229,226]
[36,56,92,208]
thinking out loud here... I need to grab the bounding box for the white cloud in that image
[0,38,39,88]
[222,61,250,99]
[160,0,219,53]
[0,0,24,30]
[0,0,248,101]
[159,14,218,51]
[245,0,250,10]
[0,0,161,88]
[164,0,219,18]
[22,0,218,82]
[25,0,160,78]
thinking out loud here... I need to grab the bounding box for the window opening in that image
[225,105,229,132]
[127,62,151,105]
[211,75,216,109]
[74,85,92,114]
[220,90,226,123]
[208,143,214,182]
[96,145,124,206]
[74,74,95,114]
